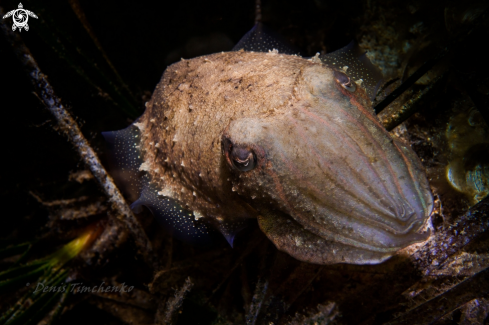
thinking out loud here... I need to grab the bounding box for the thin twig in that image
[29,191,90,207]
[373,46,448,114]
[388,266,489,325]
[156,277,193,325]
[246,278,268,325]
[411,195,489,274]
[205,232,265,304]
[68,0,136,100]
[0,9,155,268]
[381,71,448,131]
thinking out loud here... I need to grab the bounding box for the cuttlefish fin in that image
[320,41,384,100]
[215,218,250,248]
[102,124,144,203]
[131,183,218,244]
[103,123,217,244]
[233,22,298,55]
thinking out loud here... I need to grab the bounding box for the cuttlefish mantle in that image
[103,23,433,264]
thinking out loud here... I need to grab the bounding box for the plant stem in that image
[0,8,156,269]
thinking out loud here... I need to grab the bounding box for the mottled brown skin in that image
[136,51,433,265]
[141,51,303,223]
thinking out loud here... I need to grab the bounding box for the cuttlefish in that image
[103,24,433,265]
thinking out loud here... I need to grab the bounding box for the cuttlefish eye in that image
[231,146,256,171]
[223,139,257,172]
[334,70,356,92]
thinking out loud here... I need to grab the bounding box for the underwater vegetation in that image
[1,0,489,324]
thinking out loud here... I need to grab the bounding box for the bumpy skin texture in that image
[137,51,433,265]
